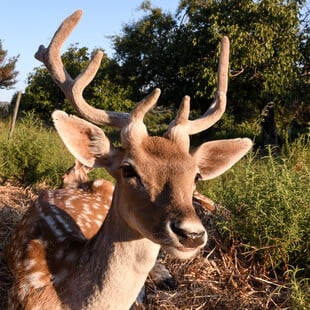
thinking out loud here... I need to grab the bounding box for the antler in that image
[35,9,160,131]
[35,9,229,149]
[165,36,230,151]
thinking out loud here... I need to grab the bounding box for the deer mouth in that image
[162,244,203,260]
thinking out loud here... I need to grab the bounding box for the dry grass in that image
[0,185,291,309]
[0,185,37,309]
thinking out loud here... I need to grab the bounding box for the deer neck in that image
[62,185,160,310]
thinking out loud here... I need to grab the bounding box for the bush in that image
[198,134,310,277]
[0,113,73,186]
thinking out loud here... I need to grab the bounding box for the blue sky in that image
[0,0,179,102]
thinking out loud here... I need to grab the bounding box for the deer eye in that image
[194,173,202,184]
[121,163,139,179]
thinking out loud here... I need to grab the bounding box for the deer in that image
[5,9,252,310]
[60,159,93,190]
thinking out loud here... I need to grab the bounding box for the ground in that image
[0,185,291,309]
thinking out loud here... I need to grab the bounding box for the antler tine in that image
[131,88,161,121]
[163,96,191,149]
[217,36,229,94]
[35,9,130,128]
[121,88,161,146]
[187,36,229,135]
[165,37,230,150]
[174,95,191,125]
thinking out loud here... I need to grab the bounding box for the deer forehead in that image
[128,136,198,178]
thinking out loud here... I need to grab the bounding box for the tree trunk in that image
[261,102,278,147]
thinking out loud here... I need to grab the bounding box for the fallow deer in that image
[6,10,252,309]
[60,159,93,190]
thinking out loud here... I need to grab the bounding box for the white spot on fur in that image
[97,214,104,221]
[83,204,92,215]
[93,179,105,187]
[23,259,36,271]
[26,271,45,289]
[78,213,91,223]
[76,219,84,229]
[94,220,102,227]
[92,203,100,210]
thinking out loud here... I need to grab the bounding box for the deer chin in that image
[142,230,204,260]
[162,244,202,260]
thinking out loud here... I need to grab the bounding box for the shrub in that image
[0,113,73,186]
[198,134,310,277]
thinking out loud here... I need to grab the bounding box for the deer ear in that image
[192,138,252,180]
[52,110,117,169]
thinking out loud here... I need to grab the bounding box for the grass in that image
[286,267,310,310]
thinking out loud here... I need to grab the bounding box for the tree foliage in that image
[292,2,310,129]
[113,1,180,103]
[180,0,303,144]
[0,40,19,90]
[113,0,307,145]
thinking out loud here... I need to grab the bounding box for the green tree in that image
[21,44,133,121]
[292,2,310,131]
[0,40,19,90]
[113,0,306,146]
[113,1,180,103]
[175,0,305,145]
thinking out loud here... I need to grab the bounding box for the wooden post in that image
[8,91,22,140]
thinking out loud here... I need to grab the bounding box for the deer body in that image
[6,10,252,309]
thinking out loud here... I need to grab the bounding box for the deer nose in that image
[170,220,206,248]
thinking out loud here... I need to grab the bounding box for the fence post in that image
[8,91,22,140]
